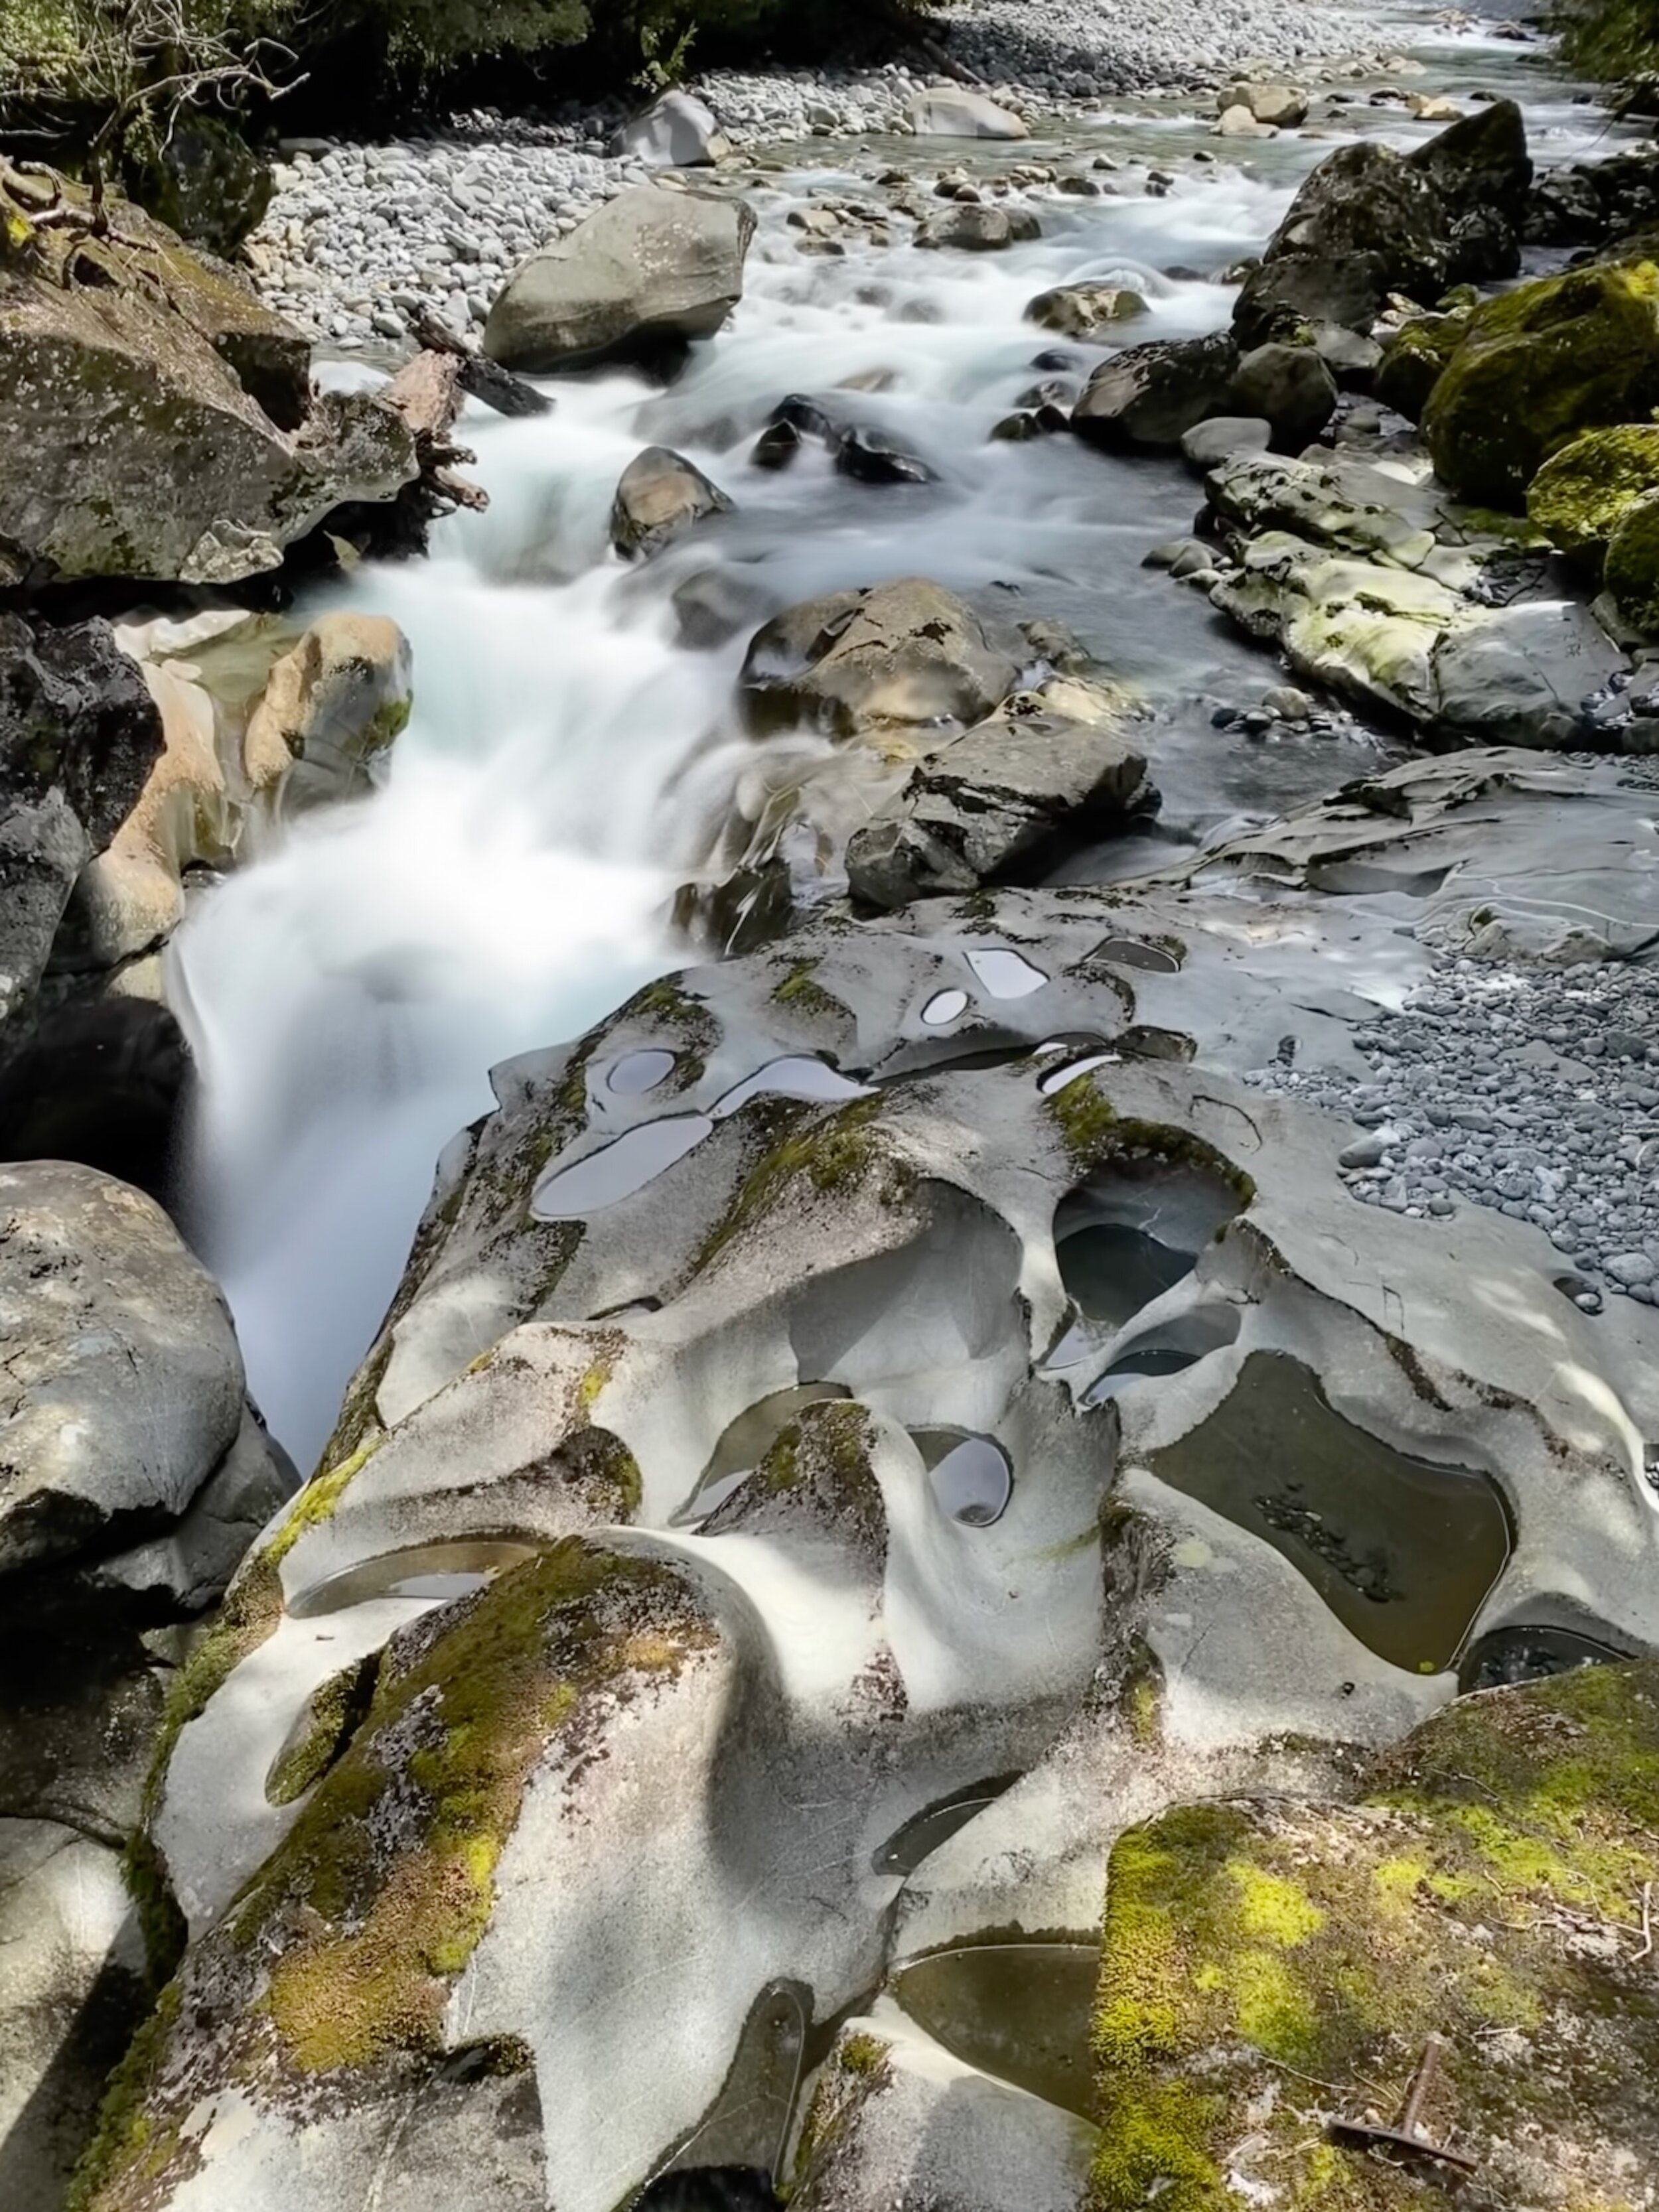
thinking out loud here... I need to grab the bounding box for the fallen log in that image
[405,306,553,418]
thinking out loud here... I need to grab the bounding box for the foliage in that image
[1553,0,1659,86]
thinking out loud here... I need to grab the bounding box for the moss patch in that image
[1090,1661,1659,2211]
[791,2024,895,2191]
[1528,421,1659,563]
[770,955,853,1024]
[265,1651,380,1807]
[1607,486,1659,635]
[238,1540,714,2075]
[689,1094,906,1280]
[1044,1073,1256,1205]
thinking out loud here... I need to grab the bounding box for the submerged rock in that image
[1423,261,1659,507]
[1091,1662,1659,2211]
[610,445,734,560]
[482,184,757,375]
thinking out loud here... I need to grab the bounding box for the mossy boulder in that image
[1090,1660,1659,2211]
[1374,313,1464,422]
[1607,488,1659,634]
[121,114,273,259]
[1528,422,1659,563]
[1422,261,1659,507]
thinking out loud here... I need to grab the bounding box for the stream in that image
[171,7,1635,1468]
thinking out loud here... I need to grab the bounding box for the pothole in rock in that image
[532,1114,713,1218]
[1039,1051,1121,1095]
[1082,1305,1242,1403]
[673,1383,853,1525]
[1307,859,1453,898]
[713,1056,871,1117]
[607,1048,678,1096]
[872,1775,1021,1875]
[1090,935,1181,973]
[913,1428,1013,1527]
[1458,1622,1625,1693]
[1054,1158,1246,1332]
[287,1538,542,1618]
[965,945,1048,999]
[921,987,970,1026]
[657,1976,810,2181]
[893,1941,1098,2119]
[1150,1351,1512,1675]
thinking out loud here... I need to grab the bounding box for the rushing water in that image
[171,12,1628,1466]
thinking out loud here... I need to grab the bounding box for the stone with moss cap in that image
[1091,1660,1659,2210]
[1528,422,1659,563]
[1423,261,1659,508]
[1606,486,1659,635]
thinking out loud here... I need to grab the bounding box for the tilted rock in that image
[0,167,415,587]
[0,612,163,1029]
[1422,261,1659,506]
[908,89,1029,140]
[609,88,731,167]
[1405,94,1532,228]
[1527,423,1659,561]
[482,184,757,374]
[736,578,1021,738]
[1071,333,1241,451]
[609,445,735,561]
[845,678,1153,908]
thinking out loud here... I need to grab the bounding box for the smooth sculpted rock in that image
[245,612,414,813]
[0,170,415,586]
[1072,334,1240,452]
[1090,1663,1659,2212]
[610,445,733,560]
[482,184,756,375]
[908,89,1029,141]
[609,89,731,168]
[1023,284,1147,337]
[737,579,1019,739]
[845,677,1153,907]
[1423,261,1659,506]
[1528,423,1659,563]
[0,612,163,1029]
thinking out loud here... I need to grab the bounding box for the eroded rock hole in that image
[892,1941,1098,2118]
[1054,1158,1245,1331]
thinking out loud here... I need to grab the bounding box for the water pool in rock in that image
[872,1775,1021,1874]
[287,1537,541,1618]
[1054,1157,1246,1330]
[1150,1351,1512,1673]
[675,1383,853,1523]
[913,1428,1015,1526]
[892,1941,1098,2118]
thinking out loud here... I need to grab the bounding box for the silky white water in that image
[172,24,1619,1468]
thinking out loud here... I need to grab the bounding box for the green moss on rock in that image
[1090,1661,1659,2211]
[1043,1073,1256,1206]
[265,1651,380,1807]
[1607,486,1659,634]
[1422,261,1659,508]
[1527,422,1659,563]
[1374,313,1465,423]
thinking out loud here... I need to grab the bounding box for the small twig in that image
[1635,1880,1654,1963]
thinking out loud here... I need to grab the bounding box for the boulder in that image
[1221,82,1308,127]
[1374,311,1465,419]
[1528,424,1659,563]
[914,204,1041,251]
[0,1160,253,1576]
[609,445,734,560]
[0,614,163,1030]
[1406,96,1531,228]
[1607,490,1659,634]
[1071,333,1240,451]
[1262,140,1453,301]
[482,185,756,375]
[0,166,414,587]
[1215,105,1277,139]
[737,579,1020,739]
[245,612,414,812]
[1092,1665,1659,2212]
[1429,598,1630,744]
[609,89,731,168]
[1423,262,1659,506]
[0,997,190,1206]
[1233,249,1390,347]
[1023,284,1148,336]
[122,112,273,257]
[1228,341,1339,448]
[1526,146,1659,248]
[908,90,1029,140]
[1180,416,1272,470]
[845,678,1152,907]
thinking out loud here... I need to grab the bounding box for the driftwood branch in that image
[404,305,551,419]
[382,350,488,515]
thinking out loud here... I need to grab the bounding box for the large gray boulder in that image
[908,88,1029,140]
[482,184,757,375]
[1071,333,1240,451]
[737,578,1021,738]
[0,166,415,588]
[0,614,163,1032]
[609,88,731,167]
[845,677,1153,908]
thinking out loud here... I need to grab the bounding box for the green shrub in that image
[1553,0,1659,85]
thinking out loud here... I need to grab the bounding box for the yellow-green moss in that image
[233,1541,713,2076]
[691,1094,902,1279]
[1607,486,1659,634]
[1528,422,1659,563]
[1374,312,1465,423]
[1044,1074,1257,1206]
[62,1982,186,2212]
[119,1831,186,1989]
[265,1653,379,1807]
[770,956,851,1023]
[1089,1662,1659,2211]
